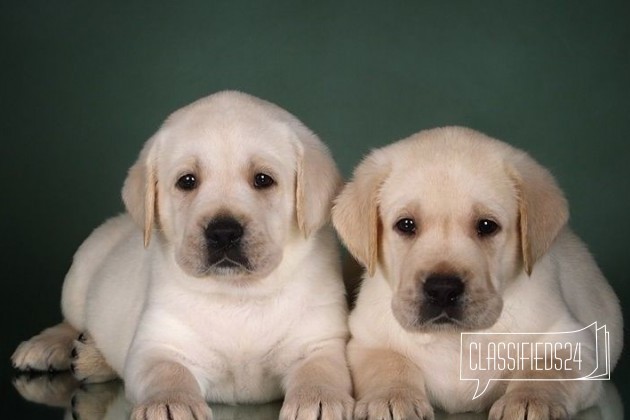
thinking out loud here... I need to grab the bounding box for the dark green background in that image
[2,0,628,417]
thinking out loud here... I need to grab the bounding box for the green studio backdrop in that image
[1,0,629,416]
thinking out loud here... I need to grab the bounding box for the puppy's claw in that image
[354,391,434,420]
[489,390,569,420]
[70,334,118,383]
[280,386,354,420]
[131,394,212,420]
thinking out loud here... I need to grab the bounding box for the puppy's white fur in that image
[13,91,353,419]
[333,127,623,419]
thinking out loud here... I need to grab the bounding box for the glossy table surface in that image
[4,370,623,419]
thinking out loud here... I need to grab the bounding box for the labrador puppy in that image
[12,91,353,420]
[332,127,623,419]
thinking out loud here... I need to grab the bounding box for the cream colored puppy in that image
[12,91,353,420]
[333,127,622,419]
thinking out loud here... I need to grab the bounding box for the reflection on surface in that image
[13,373,282,420]
[13,373,623,419]
[14,372,79,409]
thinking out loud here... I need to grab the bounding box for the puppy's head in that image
[333,127,568,332]
[122,91,341,281]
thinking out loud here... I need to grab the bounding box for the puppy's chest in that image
[201,331,289,403]
[169,298,304,402]
[413,337,500,412]
[200,314,294,369]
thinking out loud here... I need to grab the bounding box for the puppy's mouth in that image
[429,313,460,325]
[207,251,253,274]
[392,298,503,333]
[415,309,467,332]
[421,303,464,325]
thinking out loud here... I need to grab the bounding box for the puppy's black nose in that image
[423,274,465,308]
[205,217,244,249]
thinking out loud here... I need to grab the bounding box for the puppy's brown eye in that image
[477,219,500,237]
[395,218,416,235]
[253,173,274,189]
[176,174,197,191]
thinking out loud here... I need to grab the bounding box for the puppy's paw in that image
[280,386,354,420]
[354,389,434,420]
[12,328,75,372]
[70,333,118,383]
[131,393,212,420]
[489,390,569,420]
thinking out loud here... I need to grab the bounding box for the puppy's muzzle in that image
[204,217,249,270]
[422,273,465,323]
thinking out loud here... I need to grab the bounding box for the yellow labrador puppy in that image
[12,91,353,419]
[333,127,622,419]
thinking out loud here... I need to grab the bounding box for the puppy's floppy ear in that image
[332,153,390,276]
[507,152,569,275]
[122,134,159,248]
[294,127,342,237]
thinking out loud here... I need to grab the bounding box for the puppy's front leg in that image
[128,360,212,420]
[349,341,434,420]
[280,339,354,420]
